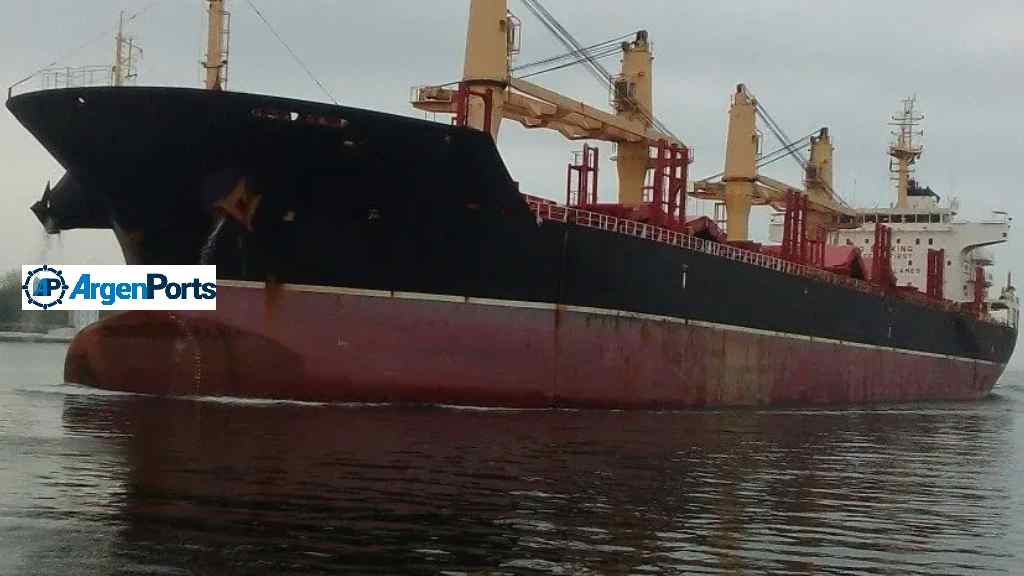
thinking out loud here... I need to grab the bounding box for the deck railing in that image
[7,65,117,99]
[525,197,1009,325]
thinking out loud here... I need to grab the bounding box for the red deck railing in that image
[525,197,1010,326]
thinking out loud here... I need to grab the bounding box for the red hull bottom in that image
[65,284,1006,408]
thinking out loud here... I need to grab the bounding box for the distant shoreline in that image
[0,331,72,344]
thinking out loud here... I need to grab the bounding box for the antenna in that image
[888,95,924,208]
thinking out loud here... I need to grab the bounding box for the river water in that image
[1,342,1022,575]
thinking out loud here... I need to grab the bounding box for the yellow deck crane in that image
[412,0,689,211]
[692,84,857,243]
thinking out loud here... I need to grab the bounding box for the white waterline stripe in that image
[468,297,553,310]
[217,280,1003,367]
[395,291,464,303]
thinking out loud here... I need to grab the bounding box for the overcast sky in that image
[2,0,1021,276]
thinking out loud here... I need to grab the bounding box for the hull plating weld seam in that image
[218,280,1003,367]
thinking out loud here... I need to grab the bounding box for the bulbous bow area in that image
[64,311,306,399]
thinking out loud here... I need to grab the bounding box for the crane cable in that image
[518,0,614,92]
[698,130,818,182]
[517,0,682,144]
[757,134,815,170]
[515,45,623,80]
[754,102,807,170]
[243,0,339,105]
[746,90,852,208]
[416,36,627,93]
[512,33,634,75]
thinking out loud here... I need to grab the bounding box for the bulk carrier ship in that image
[7,1,1018,407]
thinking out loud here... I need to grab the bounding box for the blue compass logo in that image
[23,265,68,309]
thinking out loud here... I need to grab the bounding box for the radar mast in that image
[889,96,924,208]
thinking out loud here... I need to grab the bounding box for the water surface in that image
[1,342,1022,575]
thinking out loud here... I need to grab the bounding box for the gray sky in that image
[2,1,1021,274]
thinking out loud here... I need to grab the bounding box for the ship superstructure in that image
[5,0,1017,407]
[831,197,1010,304]
[769,97,1014,315]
